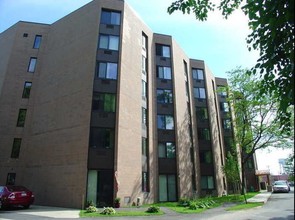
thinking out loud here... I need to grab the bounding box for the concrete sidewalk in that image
[247,190,272,203]
[2,191,272,219]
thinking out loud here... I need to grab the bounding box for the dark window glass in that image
[142,172,149,192]
[156,44,170,58]
[89,127,114,149]
[6,173,16,185]
[194,87,206,99]
[159,174,176,201]
[201,176,214,189]
[142,107,147,125]
[28,57,37,72]
[200,151,212,164]
[158,142,176,158]
[101,10,121,25]
[22,82,32,98]
[192,69,204,80]
[98,34,119,50]
[157,89,173,103]
[220,102,229,112]
[33,35,42,49]
[157,66,171,79]
[16,109,27,127]
[157,115,174,130]
[223,119,232,130]
[97,62,118,79]
[196,107,208,121]
[198,128,210,140]
[92,93,116,112]
[11,138,22,158]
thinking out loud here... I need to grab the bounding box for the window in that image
[142,55,147,73]
[220,102,229,112]
[192,69,204,80]
[158,142,176,158]
[97,62,118,79]
[28,57,37,72]
[89,127,115,149]
[157,89,173,104]
[183,60,188,76]
[217,86,227,97]
[16,109,27,127]
[92,93,116,112]
[101,10,121,25]
[142,33,147,49]
[22,82,32,98]
[142,172,149,192]
[157,66,171,80]
[194,87,206,99]
[157,115,174,130]
[142,80,147,98]
[142,138,148,165]
[196,107,208,121]
[224,137,234,150]
[201,176,214,189]
[11,138,22,158]
[200,151,212,164]
[6,173,16,185]
[159,175,177,201]
[156,44,170,58]
[33,35,42,49]
[198,128,210,140]
[99,34,119,50]
[223,119,232,130]
[142,107,147,125]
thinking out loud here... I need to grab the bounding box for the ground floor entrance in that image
[86,169,114,207]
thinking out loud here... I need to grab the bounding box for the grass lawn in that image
[80,209,164,217]
[80,192,262,217]
[226,202,264,211]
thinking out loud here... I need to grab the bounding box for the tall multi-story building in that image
[0,0,254,208]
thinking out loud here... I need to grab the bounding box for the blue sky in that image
[0,0,260,78]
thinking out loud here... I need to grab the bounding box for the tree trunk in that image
[241,161,248,204]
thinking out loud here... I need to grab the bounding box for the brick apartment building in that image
[0,0,257,208]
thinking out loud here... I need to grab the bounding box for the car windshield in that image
[274,181,287,185]
[7,186,28,192]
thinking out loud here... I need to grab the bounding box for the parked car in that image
[272,180,290,193]
[0,185,34,209]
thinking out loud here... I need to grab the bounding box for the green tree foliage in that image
[284,151,294,181]
[222,152,240,195]
[227,67,292,196]
[168,0,294,132]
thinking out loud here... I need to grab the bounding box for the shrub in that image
[146,205,160,213]
[189,201,199,210]
[85,205,97,213]
[178,198,191,207]
[100,207,116,215]
[85,200,95,208]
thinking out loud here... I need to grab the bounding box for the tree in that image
[222,152,241,196]
[226,67,292,199]
[168,0,294,132]
[284,152,294,181]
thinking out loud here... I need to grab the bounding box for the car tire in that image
[23,205,30,209]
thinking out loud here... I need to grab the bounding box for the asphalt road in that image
[0,187,294,220]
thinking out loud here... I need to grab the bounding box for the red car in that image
[0,185,34,209]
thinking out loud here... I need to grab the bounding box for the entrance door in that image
[87,170,114,207]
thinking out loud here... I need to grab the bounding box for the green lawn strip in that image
[80,192,262,217]
[226,202,264,211]
[80,210,164,217]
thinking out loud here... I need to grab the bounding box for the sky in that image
[0,0,291,175]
